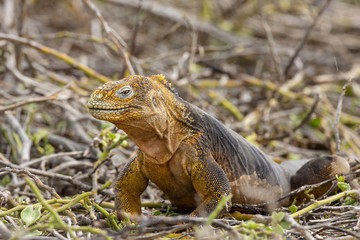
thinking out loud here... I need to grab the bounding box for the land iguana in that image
[87,75,349,217]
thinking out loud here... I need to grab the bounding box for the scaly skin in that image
[88,75,350,217]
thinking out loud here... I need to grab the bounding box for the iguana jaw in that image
[87,105,142,122]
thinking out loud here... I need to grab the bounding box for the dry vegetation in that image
[0,0,360,239]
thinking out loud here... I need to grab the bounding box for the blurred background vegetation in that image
[0,0,359,239]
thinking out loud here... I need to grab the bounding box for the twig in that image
[30,61,88,95]
[33,31,118,53]
[311,225,360,239]
[25,177,78,239]
[260,94,320,143]
[41,130,88,152]
[39,192,92,223]
[0,33,112,83]
[129,223,192,240]
[290,189,360,218]
[107,0,246,45]
[2,0,15,29]
[231,169,360,213]
[92,202,120,230]
[208,90,244,121]
[293,94,319,132]
[119,215,241,238]
[237,73,360,125]
[15,0,27,70]
[1,167,61,199]
[284,0,332,76]
[0,220,12,239]
[1,166,77,223]
[261,17,284,83]
[333,78,353,153]
[0,158,92,191]
[48,161,93,173]
[20,151,83,167]
[0,82,71,113]
[82,0,135,75]
[129,0,143,56]
[284,214,315,240]
[2,52,57,93]
[4,113,32,162]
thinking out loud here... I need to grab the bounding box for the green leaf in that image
[0,175,11,187]
[308,117,321,128]
[344,196,356,205]
[280,221,291,230]
[13,132,23,151]
[245,220,259,229]
[288,204,297,214]
[272,224,284,235]
[43,144,55,155]
[32,129,49,146]
[337,182,351,192]
[21,205,41,226]
[153,210,161,216]
[272,212,284,224]
[336,175,345,182]
[107,132,117,141]
[30,230,42,236]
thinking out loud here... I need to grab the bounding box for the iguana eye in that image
[116,86,134,99]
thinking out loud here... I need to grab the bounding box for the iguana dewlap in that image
[88,75,349,217]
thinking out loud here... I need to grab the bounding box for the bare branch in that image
[0,82,71,113]
[0,158,93,191]
[0,33,112,83]
[284,0,332,77]
[284,214,315,240]
[261,17,285,83]
[334,78,353,153]
[82,0,136,75]
[107,0,247,45]
[4,113,32,162]
[0,220,12,239]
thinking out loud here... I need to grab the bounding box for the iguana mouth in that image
[88,106,142,112]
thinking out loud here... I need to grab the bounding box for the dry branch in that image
[284,214,314,240]
[0,82,70,113]
[82,0,135,75]
[107,0,247,45]
[237,73,360,125]
[261,18,284,83]
[4,113,32,162]
[0,157,93,191]
[0,220,12,239]
[333,78,353,153]
[284,0,332,76]
[0,33,112,83]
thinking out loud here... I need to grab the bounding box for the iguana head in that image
[87,74,173,126]
[88,75,189,163]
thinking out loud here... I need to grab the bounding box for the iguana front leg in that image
[114,154,148,218]
[190,157,231,217]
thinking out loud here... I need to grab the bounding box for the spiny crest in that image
[150,74,177,94]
